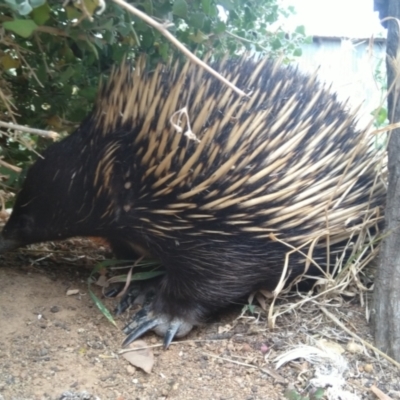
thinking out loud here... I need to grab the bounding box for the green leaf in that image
[4,0,18,9]
[3,19,38,38]
[295,25,306,35]
[172,0,188,18]
[242,303,256,314]
[373,107,388,126]
[214,20,226,34]
[97,19,114,31]
[30,0,46,8]
[142,0,154,15]
[189,30,208,43]
[31,3,51,25]
[159,42,169,61]
[35,63,47,84]
[1,54,20,70]
[271,37,282,50]
[218,0,236,11]
[83,0,100,17]
[79,87,99,101]
[141,30,155,49]
[108,270,165,284]
[17,2,33,15]
[0,166,20,187]
[65,5,81,20]
[284,389,301,400]
[312,388,325,400]
[201,0,211,14]
[208,3,218,17]
[60,66,76,83]
[189,12,205,29]
[88,288,118,327]
[293,48,302,57]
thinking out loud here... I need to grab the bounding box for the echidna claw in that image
[122,306,151,334]
[110,283,194,348]
[163,319,182,349]
[122,316,161,347]
[122,310,193,349]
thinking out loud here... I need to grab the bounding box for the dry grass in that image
[252,114,390,349]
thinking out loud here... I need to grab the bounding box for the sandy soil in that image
[0,240,399,400]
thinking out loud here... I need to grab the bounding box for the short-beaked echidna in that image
[0,56,386,347]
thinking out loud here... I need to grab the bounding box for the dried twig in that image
[111,0,247,97]
[0,87,17,124]
[0,159,22,173]
[225,30,269,53]
[0,121,59,140]
[202,352,286,383]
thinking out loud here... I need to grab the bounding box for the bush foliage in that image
[0,0,306,199]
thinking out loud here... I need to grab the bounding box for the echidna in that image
[0,56,386,348]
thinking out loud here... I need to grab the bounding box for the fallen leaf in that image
[95,274,109,287]
[218,324,232,334]
[122,340,154,374]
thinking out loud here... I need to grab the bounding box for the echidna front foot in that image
[112,280,158,316]
[122,306,193,349]
[108,279,195,348]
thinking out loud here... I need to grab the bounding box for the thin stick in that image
[0,121,59,140]
[0,88,17,124]
[0,159,22,173]
[225,30,269,53]
[203,352,286,382]
[110,0,247,97]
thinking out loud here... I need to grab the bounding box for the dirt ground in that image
[0,239,399,400]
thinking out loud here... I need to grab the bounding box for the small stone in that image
[126,366,136,375]
[241,343,252,353]
[260,344,269,354]
[346,341,364,354]
[364,364,374,373]
[66,289,79,296]
[39,348,48,356]
[50,306,60,313]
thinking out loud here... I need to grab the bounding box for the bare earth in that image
[0,240,399,400]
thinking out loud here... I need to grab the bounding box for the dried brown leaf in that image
[122,340,154,374]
